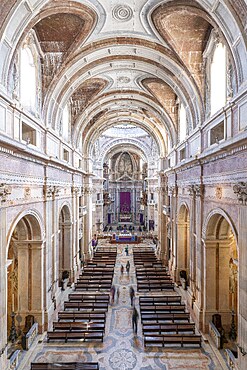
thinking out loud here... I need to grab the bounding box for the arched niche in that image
[7,213,44,335]
[58,204,72,283]
[177,204,190,284]
[203,211,238,336]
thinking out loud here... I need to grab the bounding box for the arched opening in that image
[177,204,190,285]
[7,214,43,338]
[204,213,238,340]
[58,205,72,284]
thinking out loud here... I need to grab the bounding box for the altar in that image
[119,213,132,222]
[110,232,141,244]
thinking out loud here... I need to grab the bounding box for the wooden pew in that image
[142,323,195,334]
[74,282,111,291]
[137,282,174,291]
[31,363,99,370]
[47,331,104,343]
[58,311,106,322]
[64,301,108,311]
[141,312,190,323]
[53,322,105,332]
[68,294,109,302]
[144,334,201,347]
[139,296,182,305]
[140,304,186,313]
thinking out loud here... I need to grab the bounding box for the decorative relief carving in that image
[118,76,131,84]
[24,187,31,199]
[112,5,133,22]
[0,183,12,203]
[233,182,247,204]
[215,186,222,199]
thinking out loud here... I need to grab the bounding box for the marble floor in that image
[19,242,230,370]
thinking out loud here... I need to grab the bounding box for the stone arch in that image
[176,203,190,285]
[58,203,73,284]
[203,209,238,337]
[6,210,45,335]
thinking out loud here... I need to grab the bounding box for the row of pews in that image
[134,246,202,348]
[46,247,117,343]
[31,363,99,369]
[133,247,174,291]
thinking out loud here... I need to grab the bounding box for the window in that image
[180,147,186,161]
[210,121,224,145]
[20,46,36,111]
[63,149,69,162]
[22,122,36,145]
[179,104,187,142]
[210,43,227,116]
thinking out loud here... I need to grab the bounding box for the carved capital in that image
[187,185,195,196]
[188,184,204,197]
[233,182,247,204]
[168,185,177,197]
[194,184,204,197]
[43,185,61,199]
[0,183,12,203]
[71,186,80,195]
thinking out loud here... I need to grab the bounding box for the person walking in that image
[126,260,130,275]
[120,264,124,275]
[116,286,120,304]
[110,284,116,304]
[132,306,139,334]
[129,285,135,306]
[125,245,129,256]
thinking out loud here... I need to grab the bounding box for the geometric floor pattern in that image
[19,242,229,370]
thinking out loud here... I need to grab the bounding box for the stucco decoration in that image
[112,5,133,22]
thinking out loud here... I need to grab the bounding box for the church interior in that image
[0,1,247,369]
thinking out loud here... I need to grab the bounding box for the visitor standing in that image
[120,264,124,275]
[129,285,135,306]
[132,306,139,334]
[125,245,129,256]
[110,284,116,304]
[126,260,130,274]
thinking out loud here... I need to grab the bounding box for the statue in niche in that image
[229,258,238,294]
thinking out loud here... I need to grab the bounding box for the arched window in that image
[20,46,36,111]
[179,104,187,142]
[210,43,227,116]
[62,104,70,141]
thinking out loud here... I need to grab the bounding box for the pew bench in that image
[53,322,105,332]
[137,283,174,291]
[142,323,195,334]
[144,334,202,347]
[47,331,104,343]
[68,294,109,302]
[31,362,99,370]
[141,312,190,323]
[139,296,182,305]
[140,304,186,313]
[58,312,106,322]
[64,301,108,311]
